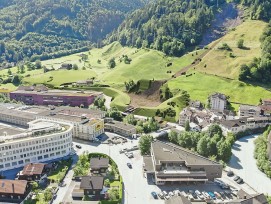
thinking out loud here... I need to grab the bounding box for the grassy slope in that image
[18,42,203,87]
[195,20,267,79]
[167,72,271,106]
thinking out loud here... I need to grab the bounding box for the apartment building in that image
[220,116,271,134]
[0,119,73,171]
[238,105,261,117]
[209,93,227,112]
[143,141,222,185]
[10,85,102,108]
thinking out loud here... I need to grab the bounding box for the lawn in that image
[23,69,97,86]
[167,72,271,107]
[48,159,72,183]
[195,20,267,79]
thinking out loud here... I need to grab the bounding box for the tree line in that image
[239,21,271,83]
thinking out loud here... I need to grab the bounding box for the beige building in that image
[238,105,261,117]
[143,141,222,185]
[209,93,227,112]
[179,108,193,126]
[104,118,136,137]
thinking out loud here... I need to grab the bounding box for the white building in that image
[238,105,261,117]
[36,106,105,141]
[209,93,227,112]
[0,119,73,171]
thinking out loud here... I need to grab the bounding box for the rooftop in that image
[0,180,27,195]
[90,157,109,169]
[210,92,227,100]
[105,120,135,131]
[165,195,191,204]
[22,163,45,176]
[80,176,104,190]
[239,105,261,111]
[152,141,221,166]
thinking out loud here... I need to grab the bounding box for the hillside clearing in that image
[195,20,267,79]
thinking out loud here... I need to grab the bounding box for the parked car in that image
[75,145,82,149]
[163,191,168,196]
[127,162,132,169]
[195,190,204,199]
[214,192,222,199]
[227,171,234,177]
[220,184,230,189]
[158,192,164,199]
[202,191,210,199]
[236,178,244,184]
[233,176,240,181]
[181,191,188,197]
[119,148,128,153]
[168,191,174,197]
[173,190,181,196]
[151,192,158,199]
[208,192,216,199]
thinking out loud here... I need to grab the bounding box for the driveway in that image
[228,134,271,195]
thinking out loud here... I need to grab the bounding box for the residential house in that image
[209,93,227,112]
[259,105,271,116]
[238,105,261,117]
[18,163,46,181]
[263,99,271,107]
[179,108,193,126]
[189,100,202,109]
[143,141,222,185]
[0,180,28,201]
[90,158,109,174]
[230,189,268,204]
[72,176,104,199]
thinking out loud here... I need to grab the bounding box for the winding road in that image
[228,134,271,195]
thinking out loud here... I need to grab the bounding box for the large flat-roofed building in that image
[10,85,102,108]
[37,106,105,140]
[104,118,136,137]
[143,141,222,185]
[0,119,73,171]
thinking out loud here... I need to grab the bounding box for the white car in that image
[163,191,168,196]
[168,192,174,197]
[173,190,181,196]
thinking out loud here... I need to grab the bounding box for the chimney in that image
[12,183,15,193]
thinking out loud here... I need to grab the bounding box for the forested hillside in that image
[236,0,271,21]
[106,0,226,56]
[239,21,271,83]
[0,0,149,65]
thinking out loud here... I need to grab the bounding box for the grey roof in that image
[0,106,35,120]
[80,176,104,190]
[232,193,268,204]
[0,125,26,136]
[165,195,191,204]
[105,120,136,131]
[152,141,221,166]
[220,118,248,128]
[210,92,227,100]
[239,105,261,112]
[90,158,109,169]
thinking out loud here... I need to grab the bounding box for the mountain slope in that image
[106,0,227,56]
[0,0,149,65]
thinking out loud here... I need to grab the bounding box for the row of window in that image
[0,150,68,169]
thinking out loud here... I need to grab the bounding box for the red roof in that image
[0,180,27,195]
[22,163,45,176]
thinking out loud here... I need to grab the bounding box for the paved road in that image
[228,134,271,195]
[55,132,163,204]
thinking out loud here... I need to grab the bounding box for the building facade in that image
[268,132,271,161]
[238,105,261,117]
[10,85,102,108]
[0,180,29,201]
[209,93,227,112]
[143,141,222,185]
[104,118,136,137]
[0,119,73,171]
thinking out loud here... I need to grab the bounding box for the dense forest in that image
[0,0,149,66]
[106,0,225,56]
[235,0,271,21]
[239,21,271,83]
